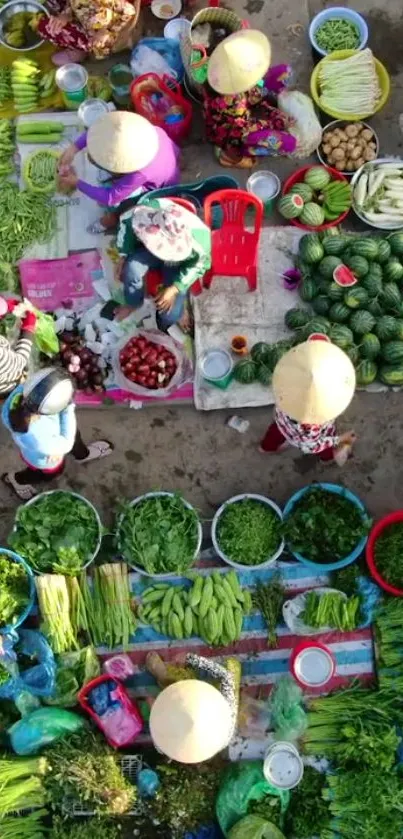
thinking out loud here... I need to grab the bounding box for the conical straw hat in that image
[87,111,159,174]
[207,30,271,95]
[272,340,356,424]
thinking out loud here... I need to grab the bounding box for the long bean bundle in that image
[318,48,381,115]
[0,182,57,266]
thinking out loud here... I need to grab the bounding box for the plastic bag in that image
[356,576,382,627]
[229,816,286,839]
[9,707,84,755]
[112,328,190,398]
[216,762,289,837]
[0,629,55,701]
[45,646,100,707]
[269,676,307,742]
[34,311,59,356]
[278,90,322,159]
[282,588,348,636]
[131,37,183,81]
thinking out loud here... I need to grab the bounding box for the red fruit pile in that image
[119,335,177,390]
[58,331,105,393]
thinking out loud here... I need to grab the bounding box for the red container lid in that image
[290,640,335,688]
[366,510,403,597]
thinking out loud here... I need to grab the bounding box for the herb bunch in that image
[252,575,284,647]
[374,521,403,588]
[150,762,222,839]
[283,488,370,562]
[0,552,29,627]
[284,767,329,839]
[323,768,403,839]
[217,499,282,566]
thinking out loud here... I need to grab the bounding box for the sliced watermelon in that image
[307,333,331,343]
[333,264,357,287]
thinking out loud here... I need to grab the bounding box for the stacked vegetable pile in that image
[23,149,60,194]
[316,48,382,117]
[301,589,360,631]
[286,229,403,386]
[9,490,101,575]
[119,334,178,390]
[58,330,106,394]
[0,66,11,106]
[233,340,293,385]
[17,120,64,146]
[320,122,377,172]
[11,59,40,113]
[0,182,56,289]
[314,17,361,52]
[3,11,42,49]
[0,118,15,178]
[279,165,352,226]
[353,159,403,227]
[375,597,403,691]
[139,569,251,645]
[0,551,30,629]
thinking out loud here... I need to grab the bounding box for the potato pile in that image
[321,123,377,172]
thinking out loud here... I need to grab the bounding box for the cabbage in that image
[229,815,286,839]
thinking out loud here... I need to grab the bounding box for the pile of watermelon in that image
[285,230,403,387]
[278,166,352,227]
[233,340,294,385]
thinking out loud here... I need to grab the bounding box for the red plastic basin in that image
[365,510,403,596]
[282,164,350,231]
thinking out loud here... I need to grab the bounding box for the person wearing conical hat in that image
[259,339,357,466]
[57,111,179,232]
[202,29,296,168]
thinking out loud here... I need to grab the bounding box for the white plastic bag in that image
[282,587,347,636]
[130,45,175,80]
[112,328,189,398]
[278,90,322,159]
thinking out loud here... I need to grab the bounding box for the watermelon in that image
[356,360,378,386]
[316,277,332,295]
[312,295,330,315]
[234,358,257,384]
[344,287,369,309]
[379,364,403,386]
[345,254,369,278]
[346,345,359,365]
[375,315,399,341]
[319,256,343,279]
[271,340,294,366]
[304,166,331,190]
[388,232,403,257]
[351,238,379,260]
[366,263,383,281]
[300,277,319,301]
[284,308,311,330]
[289,183,313,202]
[251,342,272,365]
[329,324,354,349]
[299,234,324,264]
[377,240,391,263]
[381,341,403,364]
[302,318,331,338]
[362,272,383,297]
[394,319,403,340]
[322,235,349,256]
[333,265,357,287]
[329,302,351,323]
[328,281,345,301]
[383,258,403,283]
[380,282,401,312]
[350,310,376,336]
[295,257,312,279]
[367,299,384,318]
[257,364,272,385]
[278,193,304,219]
[359,333,381,360]
[300,203,325,227]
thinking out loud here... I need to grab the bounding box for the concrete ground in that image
[1,0,403,539]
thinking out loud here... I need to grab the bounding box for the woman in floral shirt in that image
[260,339,357,466]
[37,0,138,60]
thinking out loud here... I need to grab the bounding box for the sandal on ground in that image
[77,440,114,464]
[2,472,38,501]
[216,148,255,169]
[333,443,354,467]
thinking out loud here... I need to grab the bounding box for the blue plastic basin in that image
[283,482,368,571]
[309,7,368,57]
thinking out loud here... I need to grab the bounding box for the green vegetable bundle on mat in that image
[0,118,15,177]
[139,569,251,646]
[49,817,122,839]
[0,810,47,839]
[0,755,48,816]
[283,487,370,562]
[10,490,100,574]
[0,551,30,628]
[216,498,282,566]
[78,563,137,649]
[252,575,284,647]
[284,767,329,839]
[375,597,403,690]
[117,493,200,575]
[149,762,222,839]
[36,574,78,654]
[322,767,403,839]
[373,520,403,589]
[301,590,361,631]
[0,182,56,273]
[23,149,60,194]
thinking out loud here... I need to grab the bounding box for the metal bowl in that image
[317,120,380,177]
[0,0,48,52]
[351,156,403,230]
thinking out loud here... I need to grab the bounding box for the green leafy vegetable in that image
[284,767,329,839]
[0,662,11,686]
[375,598,403,691]
[283,487,370,562]
[10,491,100,574]
[36,574,78,653]
[323,768,403,839]
[217,499,282,566]
[34,311,59,356]
[0,809,47,839]
[0,755,48,816]
[118,494,200,575]
[229,815,285,839]
[301,590,361,631]
[50,817,121,839]
[45,646,100,707]
[373,521,403,588]
[252,575,284,647]
[79,564,137,650]
[149,762,221,839]
[0,552,29,628]
[248,795,283,830]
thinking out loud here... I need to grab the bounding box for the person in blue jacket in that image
[2,368,113,500]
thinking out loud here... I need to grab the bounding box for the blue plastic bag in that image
[9,707,84,755]
[131,37,184,81]
[0,629,55,701]
[356,576,382,627]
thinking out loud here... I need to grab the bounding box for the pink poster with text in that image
[19,251,102,312]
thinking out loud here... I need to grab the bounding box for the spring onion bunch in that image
[318,48,381,115]
[0,809,47,839]
[35,575,78,654]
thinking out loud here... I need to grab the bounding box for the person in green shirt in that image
[113,198,211,331]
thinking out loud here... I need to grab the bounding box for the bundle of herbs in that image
[0,552,30,628]
[36,574,78,654]
[148,762,222,839]
[78,563,137,649]
[0,809,47,839]
[252,575,284,647]
[284,767,329,839]
[373,520,403,589]
[43,728,135,815]
[117,494,200,575]
[217,499,282,566]
[0,754,48,816]
[10,491,100,575]
[50,817,122,839]
[283,487,370,563]
[322,767,403,839]
[375,597,403,690]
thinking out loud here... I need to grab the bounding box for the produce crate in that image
[67,755,142,816]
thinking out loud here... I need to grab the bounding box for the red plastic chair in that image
[202,189,263,292]
[145,196,203,297]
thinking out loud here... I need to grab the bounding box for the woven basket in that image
[111,0,142,53]
[180,6,243,94]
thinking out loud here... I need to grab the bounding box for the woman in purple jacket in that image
[58,111,180,231]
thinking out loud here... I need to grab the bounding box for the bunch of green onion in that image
[0,756,48,817]
[318,48,381,115]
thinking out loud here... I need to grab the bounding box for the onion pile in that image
[119,335,177,389]
[58,331,105,393]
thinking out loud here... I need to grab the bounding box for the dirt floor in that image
[1,0,403,539]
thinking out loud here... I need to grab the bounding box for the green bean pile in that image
[0,182,57,265]
[24,150,58,193]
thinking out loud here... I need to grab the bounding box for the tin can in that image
[290,640,335,688]
[78,98,110,128]
[263,741,304,789]
[55,64,88,110]
[200,348,233,389]
[247,171,281,216]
